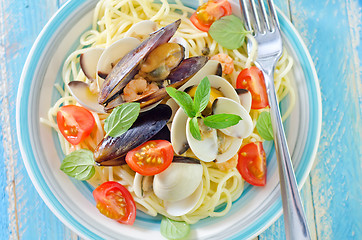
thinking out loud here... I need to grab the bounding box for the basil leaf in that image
[203,113,242,129]
[189,117,202,141]
[160,217,190,240]
[193,77,211,113]
[209,15,249,50]
[256,111,274,140]
[166,87,196,118]
[104,102,140,138]
[60,149,95,181]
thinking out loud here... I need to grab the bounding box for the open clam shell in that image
[67,81,105,113]
[79,48,104,81]
[124,20,158,40]
[97,37,141,79]
[212,97,253,139]
[153,157,202,202]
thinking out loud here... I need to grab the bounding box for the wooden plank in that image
[287,0,362,239]
[0,0,73,239]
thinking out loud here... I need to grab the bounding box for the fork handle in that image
[263,71,311,240]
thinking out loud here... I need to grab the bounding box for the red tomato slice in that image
[237,142,267,186]
[57,105,95,145]
[236,66,269,109]
[126,140,174,176]
[93,181,136,225]
[190,0,232,32]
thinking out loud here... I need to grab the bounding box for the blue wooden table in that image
[0,0,361,239]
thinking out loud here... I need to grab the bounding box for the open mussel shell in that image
[94,104,172,166]
[104,56,208,112]
[99,19,181,105]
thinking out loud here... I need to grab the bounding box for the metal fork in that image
[239,0,311,239]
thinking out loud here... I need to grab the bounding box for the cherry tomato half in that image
[236,66,269,109]
[237,142,267,186]
[190,0,232,32]
[93,181,136,225]
[57,105,95,145]
[126,140,174,176]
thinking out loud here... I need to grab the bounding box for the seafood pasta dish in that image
[40,0,295,238]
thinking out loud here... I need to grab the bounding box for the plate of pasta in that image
[16,0,321,239]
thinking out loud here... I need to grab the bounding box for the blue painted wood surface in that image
[0,0,360,239]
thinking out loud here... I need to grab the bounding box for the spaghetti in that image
[41,0,295,224]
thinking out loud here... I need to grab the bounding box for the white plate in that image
[16,0,322,239]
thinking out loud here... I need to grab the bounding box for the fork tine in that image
[239,0,252,31]
[267,0,280,29]
[249,0,262,32]
[257,0,271,31]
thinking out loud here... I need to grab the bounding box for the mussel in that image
[94,104,172,166]
[98,19,181,106]
[104,56,208,112]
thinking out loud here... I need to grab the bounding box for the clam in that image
[170,36,189,58]
[153,156,202,202]
[186,117,218,162]
[165,181,203,216]
[215,131,243,163]
[79,48,104,81]
[165,98,179,131]
[94,104,172,166]
[124,20,158,40]
[171,108,189,155]
[99,19,181,105]
[97,37,141,79]
[212,97,253,139]
[236,89,252,113]
[133,173,154,198]
[67,81,105,113]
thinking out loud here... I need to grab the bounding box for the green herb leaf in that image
[60,149,95,181]
[193,77,211,113]
[104,102,140,138]
[256,111,274,140]
[166,87,196,118]
[209,15,249,50]
[160,217,190,240]
[203,113,242,129]
[189,117,202,140]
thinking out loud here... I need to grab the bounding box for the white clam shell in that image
[133,173,144,199]
[215,131,243,163]
[237,89,252,113]
[153,162,203,202]
[186,118,218,162]
[169,36,189,58]
[124,20,157,39]
[97,37,141,78]
[171,108,189,155]
[213,97,253,139]
[165,181,203,216]
[166,98,180,131]
[79,48,104,80]
[67,81,105,113]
